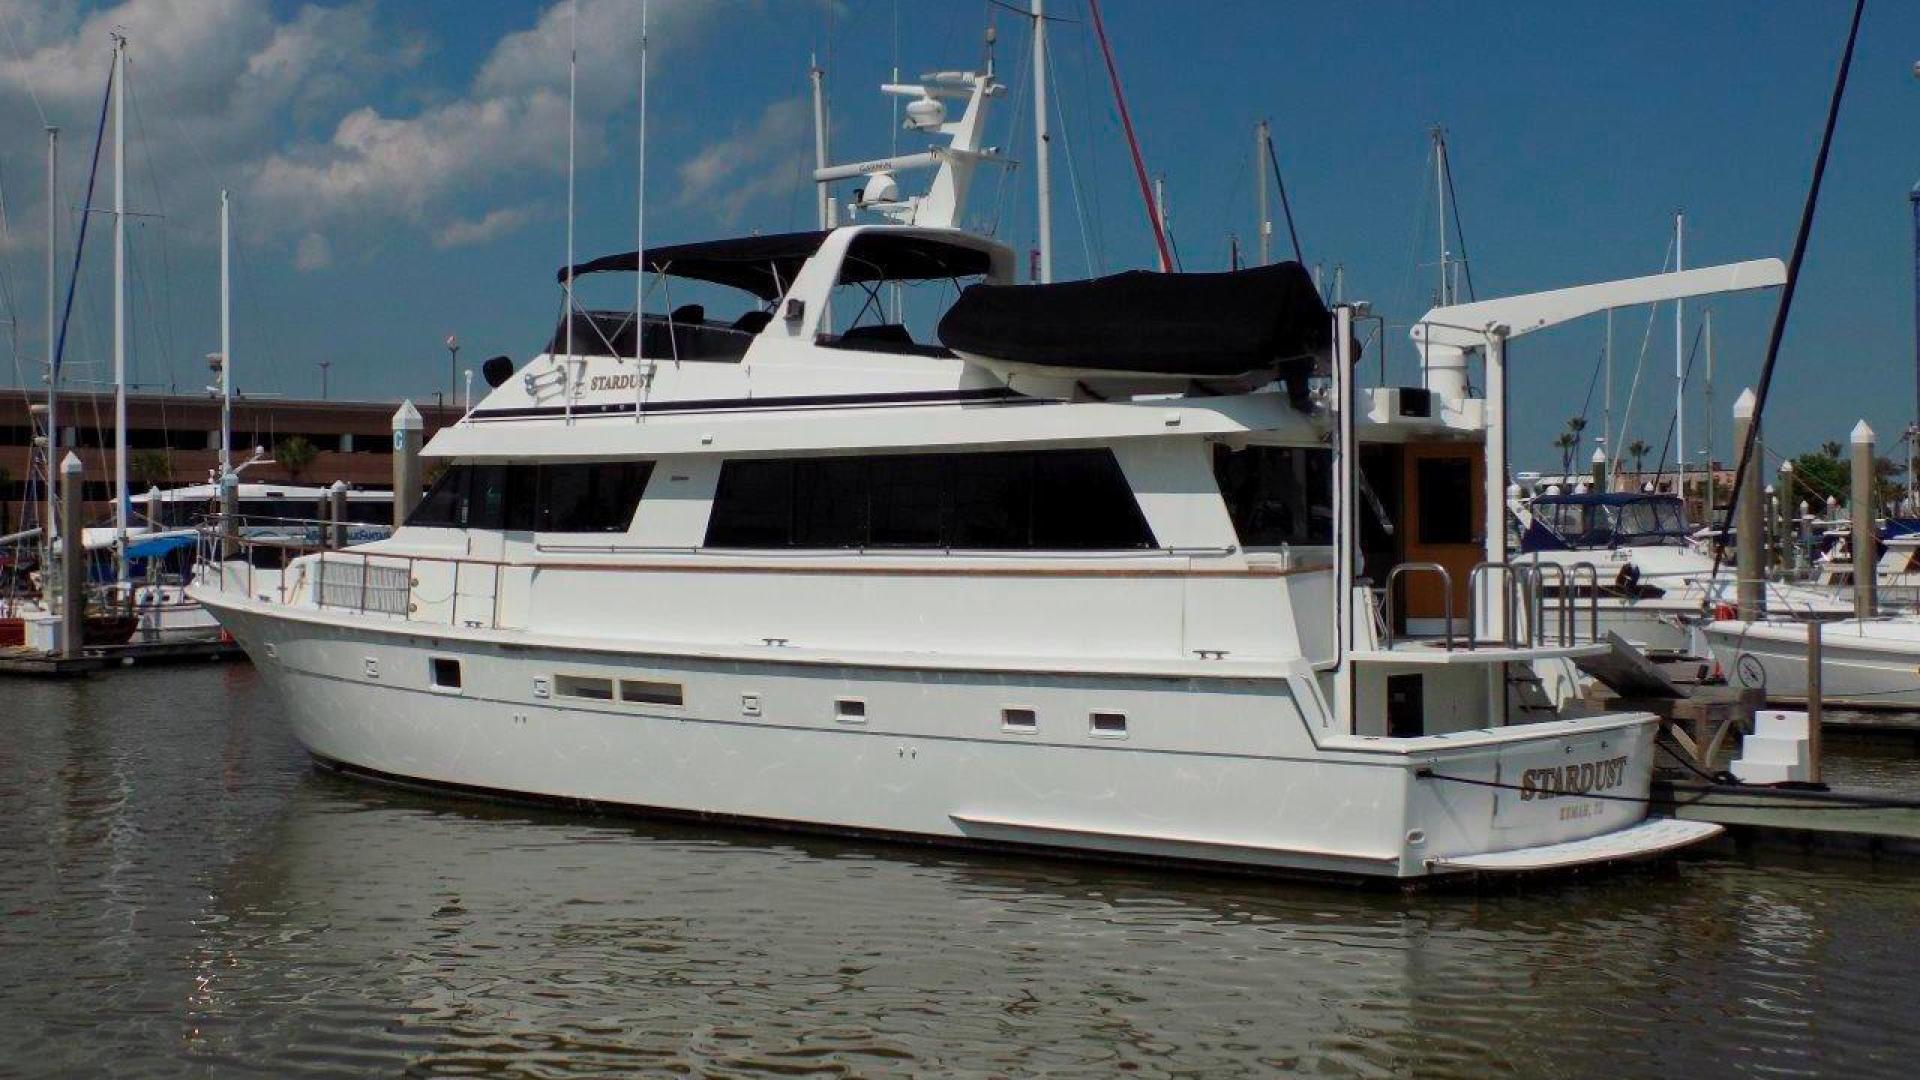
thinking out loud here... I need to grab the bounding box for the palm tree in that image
[1627,439,1651,479]
[1553,432,1578,477]
[275,435,318,482]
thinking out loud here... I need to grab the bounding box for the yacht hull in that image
[199,589,1699,880]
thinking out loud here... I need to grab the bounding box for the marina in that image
[4,0,1920,1074]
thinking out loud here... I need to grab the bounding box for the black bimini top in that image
[936,261,1331,378]
[559,230,996,301]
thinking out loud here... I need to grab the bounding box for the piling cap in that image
[1851,419,1875,444]
[393,399,423,431]
[1781,459,1794,474]
[1732,387,1756,420]
[1591,446,1607,463]
[60,452,82,475]
[329,479,348,493]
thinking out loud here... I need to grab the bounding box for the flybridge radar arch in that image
[812,70,1006,230]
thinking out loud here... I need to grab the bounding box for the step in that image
[1429,818,1723,872]
[1741,733,1812,767]
[1730,759,1804,786]
[1754,709,1812,740]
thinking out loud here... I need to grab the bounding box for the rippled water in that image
[3,665,1920,1077]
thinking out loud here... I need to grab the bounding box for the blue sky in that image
[1,1,1917,473]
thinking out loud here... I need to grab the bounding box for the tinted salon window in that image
[705,449,1154,550]
[406,461,653,532]
[1213,445,1333,546]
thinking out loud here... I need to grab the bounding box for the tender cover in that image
[936,261,1330,378]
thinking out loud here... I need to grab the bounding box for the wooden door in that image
[1400,443,1484,622]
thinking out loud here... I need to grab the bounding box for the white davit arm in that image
[1412,257,1786,400]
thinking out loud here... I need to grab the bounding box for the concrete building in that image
[0,390,461,531]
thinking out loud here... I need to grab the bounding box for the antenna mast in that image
[810,55,830,229]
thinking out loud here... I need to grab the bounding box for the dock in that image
[1657,780,1920,859]
[0,638,243,677]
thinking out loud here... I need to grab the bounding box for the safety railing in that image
[1381,562,1455,651]
[193,514,519,631]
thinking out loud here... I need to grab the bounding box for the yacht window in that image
[430,657,462,689]
[1415,458,1475,544]
[619,679,683,706]
[407,462,654,532]
[555,674,614,701]
[1213,445,1333,547]
[704,449,1155,550]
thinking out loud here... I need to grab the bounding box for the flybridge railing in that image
[193,515,519,631]
[1375,559,1600,651]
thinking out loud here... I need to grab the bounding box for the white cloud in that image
[243,0,731,255]
[293,231,332,271]
[0,0,729,268]
[435,205,538,249]
[677,96,812,224]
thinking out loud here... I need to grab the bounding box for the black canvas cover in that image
[560,230,995,302]
[936,261,1330,378]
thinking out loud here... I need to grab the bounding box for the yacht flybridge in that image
[190,64,1740,880]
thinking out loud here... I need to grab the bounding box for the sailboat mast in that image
[1255,120,1270,266]
[219,190,231,480]
[1031,0,1052,283]
[1704,308,1715,517]
[112,33,127,583]
[563,0,576,421]
[42,126,57,590]
[1674,211,1685,504]
[636,0,648,364]
[1433,127,1448,305]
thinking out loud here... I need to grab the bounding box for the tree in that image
[1565,416,1587,464]
[129,449,171,492]
[1553,432,1578,477]
[1627,440,1650,477]
[275,435,318,482]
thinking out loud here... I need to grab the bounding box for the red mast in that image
[1085,0,1173,272]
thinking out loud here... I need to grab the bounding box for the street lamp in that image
[318,359,330,400]
[444,334,460,415]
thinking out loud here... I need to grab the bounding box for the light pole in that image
[445,334,460,414]
[318,359,330,400]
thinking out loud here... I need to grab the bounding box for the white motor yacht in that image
[190,67,1736,880]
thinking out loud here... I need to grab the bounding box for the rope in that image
[1709,0,1865,579]
[1417,768,1918,811]
[1084,0,1171,272]
[1440,141,1475,301]
[1262,132,1305,266]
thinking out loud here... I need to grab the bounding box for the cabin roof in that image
[559,228,996,301]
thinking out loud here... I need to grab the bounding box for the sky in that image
[0,0,1917,474]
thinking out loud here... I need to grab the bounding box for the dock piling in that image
[1807,619,1824,784]
[1734,389,1765,618]
[1851,420,1877,619]
[392,400,423,527]
[59,453,82,658]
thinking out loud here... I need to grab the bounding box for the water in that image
[4,665,1920,1078]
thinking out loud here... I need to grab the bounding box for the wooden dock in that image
[1657,781,1920,859]
[0,638,243,677]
